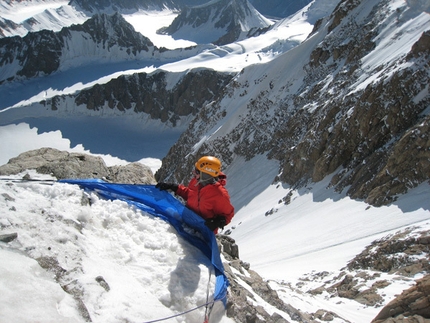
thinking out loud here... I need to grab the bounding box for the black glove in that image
[205,217,227,231]
[155,182,178,192]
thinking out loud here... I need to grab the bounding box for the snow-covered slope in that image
[0,0,88,37]
[0,13,159,83]
[157,0,430,204]
[159,0,273,45]
[0,0,429,322]
[0,171,231,323]
[249,0,313,18]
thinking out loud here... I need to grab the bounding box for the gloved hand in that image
[155,182,178,192]
[205,216,227,231]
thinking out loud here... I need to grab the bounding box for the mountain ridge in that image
[158,0,272,45]
[155,0,430,208]
[0,12,158,83]
[0,1,430,322]
[0,148,429,323]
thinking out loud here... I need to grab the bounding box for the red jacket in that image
[175,173,234,228]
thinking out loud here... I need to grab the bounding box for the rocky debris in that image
[218,234,240,260]
[287,226,430,322]
[321,272,387,307]
[347,229,430,276]
[372,275,430,323]
[95,276,111,292]
[218,234,314,322]
[36,256,92,322]
[0,147,156,184]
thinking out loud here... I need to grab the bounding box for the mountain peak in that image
[69,0,180,13]
[159,0,272,45]
[0,12,155,83]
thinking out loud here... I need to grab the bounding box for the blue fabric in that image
[59,179,229,304]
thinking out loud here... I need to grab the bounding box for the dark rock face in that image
[347,228,430,276]
[157,0,430,207]
[0,13,155,83]
[0,17,22,37]
[0,29,63,81]
[69,0,180,12]
[43,68,233,126]
[273,13,430,206]
[0,147,156,184]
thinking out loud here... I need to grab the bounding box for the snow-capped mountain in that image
[0,0,430,322]
[249,0,313,18]
[0,13,160,83]
[0,11,215,86]
[156,0,430,207]
[0,0,88,37]
[69,0,181,13]
[159,0,273,45]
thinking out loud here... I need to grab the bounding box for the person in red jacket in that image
[156,156,234,233]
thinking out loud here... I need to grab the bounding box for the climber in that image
[156,156,234,233]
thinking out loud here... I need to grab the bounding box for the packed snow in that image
[0,171,230,323]
[1,0,430,322]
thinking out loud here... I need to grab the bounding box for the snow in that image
[0,0,88,36]
[351,0,430,93]
[0,171,229,323]
[229,168,430,283]
[0,0,70,23]
[1,0,430,322]
[123,10,197,49]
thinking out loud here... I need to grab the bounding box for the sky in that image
[1,0,430,322]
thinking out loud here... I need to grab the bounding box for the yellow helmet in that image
[195,156,221,177]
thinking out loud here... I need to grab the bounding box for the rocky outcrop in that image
[347,229,430,276]
[0,147,156,184]
[218,234,315,322]
[67,69,233,125]
[273,6,430,206]
[157,0,430,207]
[69,0,180,12]
[293,226,430,321]
[372,275,430,323]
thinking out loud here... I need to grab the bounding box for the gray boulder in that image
[0,147,156,184]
